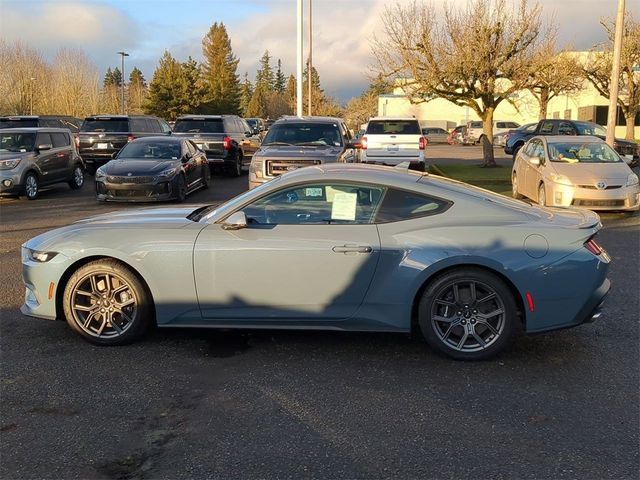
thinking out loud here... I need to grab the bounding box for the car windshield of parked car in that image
[547,142,622,163]
[245,119,258,128]
[82,118,129,132]
[367,120,421,135]
[0,132,36,152]
[173,119,224,134]
[574,122,607,137]
[263,123,343,146]
[118,141,181,160]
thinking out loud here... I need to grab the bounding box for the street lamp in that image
[30,77,36,115]
[116,51,129,115]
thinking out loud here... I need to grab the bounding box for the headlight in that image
[0,158,21,169]
[249,160,263,177]
[627,173,639,186]
[95,167,106,179]
[26,248,58,263]
[549,173,572,186]
[157,167,177,178]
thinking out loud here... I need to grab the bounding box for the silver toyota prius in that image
[21,164,610,360]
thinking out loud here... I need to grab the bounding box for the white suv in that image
[361,117,426,171]
[466,120,520,144]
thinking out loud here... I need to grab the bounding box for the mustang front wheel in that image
[63,259,152,345]
[419,268,518,360]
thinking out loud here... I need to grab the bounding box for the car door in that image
[34,132,57,184]
[50,132,72,180]
[523,139,544,198]
[193,182,384,321]
[182,141,200,188]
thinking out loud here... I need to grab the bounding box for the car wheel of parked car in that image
[512,173,523,199]
[68,165,84,190]
[202,164,211,189]
[175,174,187,202]
[232,154,243,177]
[418,268,517,360]
[62,259,153,346]
[512,144,523,161]
[538,184,546,206]
[23,172,39,200]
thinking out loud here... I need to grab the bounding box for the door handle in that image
[332,245,373,254]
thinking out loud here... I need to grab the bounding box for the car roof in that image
[129,136,182,143]
[0,127,71,133]
[85,115,156,119]
[176,115,233,119]
[535,135,605,144]
[274,116,343,124]
[369,116,417,121]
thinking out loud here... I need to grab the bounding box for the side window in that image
[39,119,56,128]
[540,121,554,134]
[496,122,506,129]
[143,119,156,132]
[51,132,70,148]
[36,132,53,147]
[159,119,172,133]
[240,119,251,134]
[130,118,145,132]
[242,183,386,225]
[527,140,544,161]
[558,122,577,135]
[235,118,244,133]
[375,189,450,223]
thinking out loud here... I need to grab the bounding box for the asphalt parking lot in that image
[1,145,639,479]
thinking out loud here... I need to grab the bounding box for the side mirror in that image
[222,211,247,230]
[36,143,52,152]
[530,156,541,166]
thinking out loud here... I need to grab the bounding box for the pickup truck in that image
[504,119,639,166]
[172,115,261,177]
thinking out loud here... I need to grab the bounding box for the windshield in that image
[0,119,37,129]
[82,118,129,132]
[574,122,607,137]
[0,132,36,152]
[246,119,258,128]
[548,142,622,163]
[173,119,223,133]
[118,141,182,160]
[263,122,343,146]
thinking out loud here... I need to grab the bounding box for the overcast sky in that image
[1,0,638,103]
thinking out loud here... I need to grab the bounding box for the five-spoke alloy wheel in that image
[419,268,517,360]
[63,259,152,345]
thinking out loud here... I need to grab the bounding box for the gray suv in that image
[0,128,85,200]
[249,116,359,189]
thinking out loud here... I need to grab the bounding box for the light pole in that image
[116,51,129,115]
[307,0,312,116]
[606,0,625,146]
[296,0,303,117]
[30,77,36,115]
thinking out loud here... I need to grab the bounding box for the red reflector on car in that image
[360,136,367,150]
[419,136,426,150]
[127,134,135,143]
[525,292,535,312]
[584,238,603,256]
[223,136,232,150]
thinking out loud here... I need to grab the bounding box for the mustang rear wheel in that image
[63,259,152,345]
[418,268,517,360]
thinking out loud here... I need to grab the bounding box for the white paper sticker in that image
[331,192,357,221]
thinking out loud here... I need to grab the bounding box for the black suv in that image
[0,115,83,132]
[78,115,172,173]
[172,115,261,176]
[0,128,85,200]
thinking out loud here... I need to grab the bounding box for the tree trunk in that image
[538,88,549,120]
[481,108,496,167]
[624,111,637,140]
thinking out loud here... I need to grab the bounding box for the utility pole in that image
[307,0,312,116]
[30,77,35,115]
[606,0,625,147]
[117,51,129,115]
[296,0,303,117]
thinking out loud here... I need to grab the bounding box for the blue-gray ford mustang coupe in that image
[21,164,610,360]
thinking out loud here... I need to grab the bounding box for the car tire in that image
[175,174,187,202]
[202,164,211,189]
[62,259,153,346]
[68,164,84,190]
[512,144,523,161]
[231,154,243,177]
[538,183,546,206]
[23,172,39,200]
[512,173,523,199]
[418,268,518,360]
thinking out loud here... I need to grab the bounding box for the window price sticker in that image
[331,192,357,221]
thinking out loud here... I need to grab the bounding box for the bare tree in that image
[373,0,545,166]
[528,37,584,120]
[0,40,49,115]
[583,14,640,140]
[50,48,100,117]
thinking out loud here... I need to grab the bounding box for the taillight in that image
[360,136,367,150]
[223,136,232,150]
[127,134,135,143]
[419,136,426,150]
[584,238,603,256]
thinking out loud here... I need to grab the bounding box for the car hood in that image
[73,206,203,226]
[102,159,179,175]
[255,145,343,160]
[549,161,631,183]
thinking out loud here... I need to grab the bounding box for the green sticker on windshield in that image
[305,187,323,197]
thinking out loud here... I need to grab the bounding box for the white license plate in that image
[96,143,109,149]
[387,145,399,151]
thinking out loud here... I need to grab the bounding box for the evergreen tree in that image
[128,67,147,115]
[201,22,240,114]
[103,67,115,88]
[274,59,286,93]
[239,72,254,116]
[111,67,122,87]
[144,50,189,120]
[302,62,341,116]
[255,50,274,91]
[181,56,207,113]
[246,83,268,118]
[129,67,146,87]
[286,74,296,113]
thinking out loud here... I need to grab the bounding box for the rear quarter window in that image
[51,132,70,148]
[375,188,451,223]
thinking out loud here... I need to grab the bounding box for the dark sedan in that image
[95,137,210,202]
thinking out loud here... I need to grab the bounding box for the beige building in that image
[378,57,639,139]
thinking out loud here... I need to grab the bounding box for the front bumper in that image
[0,170,24,195]
[95,178,178,202]
[21,248,71,320]
[545,182,640,211]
